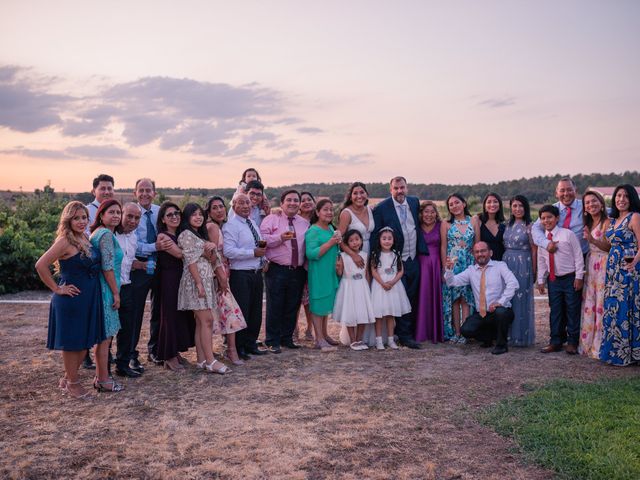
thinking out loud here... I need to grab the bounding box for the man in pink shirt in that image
[536,204,585,354]
[260,190,310,353]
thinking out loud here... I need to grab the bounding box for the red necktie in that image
[562,206,572,229]
[547,232,556,281]
[288,217,298,267]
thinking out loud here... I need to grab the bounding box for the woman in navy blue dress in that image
[36,201,105,399]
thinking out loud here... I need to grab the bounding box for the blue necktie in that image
[399,204,408,224]
[145,210,156,244]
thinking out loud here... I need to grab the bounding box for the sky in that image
[1,0,639,192]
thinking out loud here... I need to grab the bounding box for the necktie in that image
[479,266,487,318]
[547,232,556,281]
[246,218,260,245]
[145,210,156,244]
[288,217,299,267]
[399,204,408,224]
[562,206,572,229]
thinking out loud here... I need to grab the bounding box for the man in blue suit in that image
[372,176,428,349]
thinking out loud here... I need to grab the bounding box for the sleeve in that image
[259,214,284,248]
[498,264,519,306]
[537,249,547,284]
[178,231,202,266]
[99,232,115,271]
[569,232,585,279]
[444,266,471,287]
[305,228,321,260]
[222,223,255,260]
[531,218,550,250]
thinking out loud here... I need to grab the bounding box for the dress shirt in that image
[228,205,266,227]
[115,230,138,285]
[135,203,160,258]
[537,226,585,284]
[222,214,263,270]
[260,212,309,266]
[392,197,417,261]
[86,199,100,224]
[532,199,588,254]
[445,260,519,309]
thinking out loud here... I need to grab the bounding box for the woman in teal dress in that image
[89,199,125,392]
[305,198,341,352]
[440,193,477,342]
[600,185,640,366]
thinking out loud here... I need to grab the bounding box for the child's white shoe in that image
[388,337,399,350]
[375,336,385,350]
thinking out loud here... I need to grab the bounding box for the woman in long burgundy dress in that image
[156,201,195,372]
[416,201,444,343]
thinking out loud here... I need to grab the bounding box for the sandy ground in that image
[0,294,638,480]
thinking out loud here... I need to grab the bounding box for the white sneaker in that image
[457,336,467,345]
[448,335,459,344]
[387,337,399,350]
[375,337,385,350]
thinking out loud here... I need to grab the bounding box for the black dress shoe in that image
[398,339,422,350]
[115,366,142,377]
[82,352,96,370]
[129,358,145,373]
[282,341,301,349]
[245,346,268,356]
[491,345,508,355]
[480,340,494,348]
[147,353,163,365]
[266,345,282,354]
[238,351,251,361]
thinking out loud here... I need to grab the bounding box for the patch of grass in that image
[481,377,640,480]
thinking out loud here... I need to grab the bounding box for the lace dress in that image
[90,228,122,338]
[442,217,475,339]
[600,213,640,366]
[503,221,535,347]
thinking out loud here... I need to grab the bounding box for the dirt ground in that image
[0,294,638,480]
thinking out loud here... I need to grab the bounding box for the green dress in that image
[305,224,339,316]
[90,227,123,338]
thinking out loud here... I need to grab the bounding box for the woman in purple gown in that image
[416,201,444,343]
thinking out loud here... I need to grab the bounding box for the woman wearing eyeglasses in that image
[155,202,195,372]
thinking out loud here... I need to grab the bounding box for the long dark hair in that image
[446,193,471,223]
[581,191,606,230]
[90,198,123,234]
[205,196,227,226]
[610,184,640,218]
[157,201,181,234]
[180,203,209,240]
[508,195,532,226]
[369,227,403,277]
[311,198,334,225]
[479,192,505,224]
[343,181,369,208]
[343,229,363,252]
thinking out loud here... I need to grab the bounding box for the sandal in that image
[196,360,207,370]
[205,359,231,375]
[93,377,125,393]
[223,354,245,366]
[63,379,91,399]
[325,336,339,346]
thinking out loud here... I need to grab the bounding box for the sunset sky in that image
[1,1,638,192]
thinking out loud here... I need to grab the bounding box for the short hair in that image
[92,174,114,189]
[389,176,407,186]
[419,200,441,223]
[280,189,301,204]
[557,177,576,188]
[610,184,640,218]
[135,178,156,191]
[539,204,560,218]
[246,180,264,192]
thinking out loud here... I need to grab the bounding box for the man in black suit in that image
[372,176,428,349]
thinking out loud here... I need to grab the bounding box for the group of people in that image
[36,170,640,399]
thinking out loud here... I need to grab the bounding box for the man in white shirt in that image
[115,203,145,377]
[223,193,267,359]
[536,204,585,355]
[86,174,115,225]
[228,180,268,227]
[444,242,519,355]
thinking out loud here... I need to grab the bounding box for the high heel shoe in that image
[205,359,231,374]
[163,359,184,372]
[223,353,245,366]
[93,377,124,392]
[62,379,91,399]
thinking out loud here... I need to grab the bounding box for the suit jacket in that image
[372,195,428,257]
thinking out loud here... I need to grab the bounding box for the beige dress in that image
[177,230,223,333]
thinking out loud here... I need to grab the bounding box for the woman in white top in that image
[337,182,377,345]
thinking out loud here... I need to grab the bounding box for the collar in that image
[547,226,560,236]
[392,198,407,208]
[138,203,153,214]
[91,199,100,208]
[558,199,579,211]
[473,260,495,270]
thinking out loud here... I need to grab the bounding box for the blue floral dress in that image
[90,228,123,338]
[442,216,475,338]
[600,213,640,366]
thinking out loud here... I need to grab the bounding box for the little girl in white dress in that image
[333,230,375,350]
[370,227,411,350]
